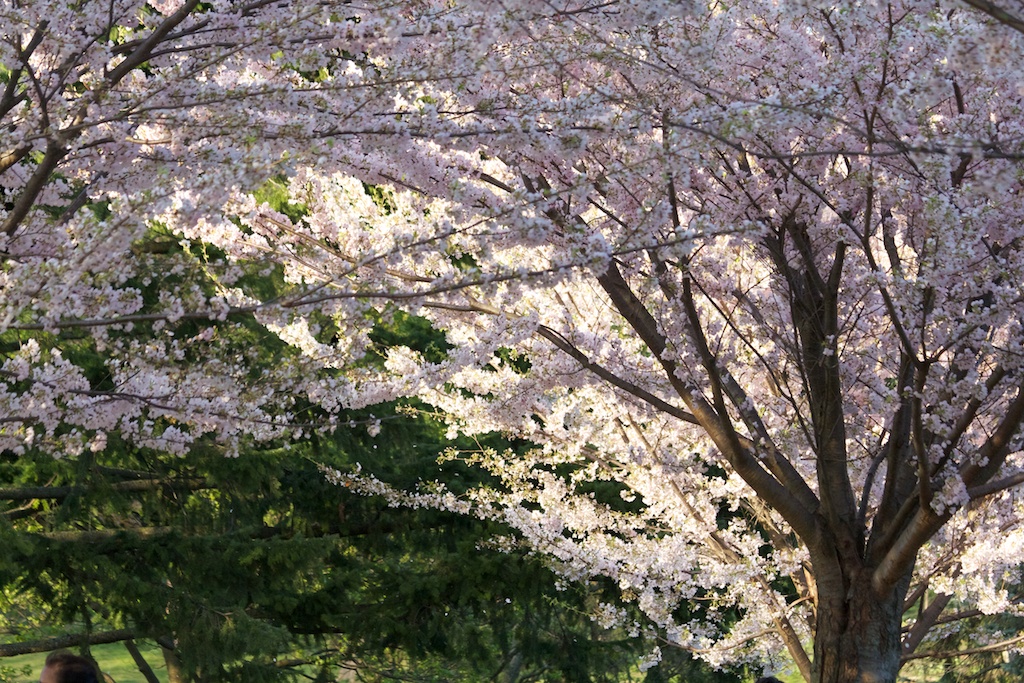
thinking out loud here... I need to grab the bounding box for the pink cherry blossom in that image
[7,1,1024,681]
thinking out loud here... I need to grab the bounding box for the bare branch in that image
[0,630,137,657]
[902,633,1024,661]
[959,0,1024,34]
[0,478,207,502]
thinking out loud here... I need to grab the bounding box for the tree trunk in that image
[812,564,911,683]
[162,645,188,683]
[124,639,161,683]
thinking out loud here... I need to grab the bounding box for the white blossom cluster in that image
[7,0,1024,676]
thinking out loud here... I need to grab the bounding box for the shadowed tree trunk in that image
[811,557,913,683]
[162,644,187,683]
[124,639,162,683]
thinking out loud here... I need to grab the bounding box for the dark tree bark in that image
[0,630,135,656]
[124,639,162,683]
[162,644,188,683]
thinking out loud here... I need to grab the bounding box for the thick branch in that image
[534,325,699,425]
[959,0,1024,34]
[0,630,136,657]
[766,219,855,547]
[124,639,162,683]
[968,471,1024,500]
[901,592,953,655]
[1,141,65,236]
[459,296,699,424]
[873,506,946,594]
[597,259,821,544]
[902,633,1024,661]
[0,21,47,119]
[961,378,1024,488]
[38,527,175,542]
[105,0,203,84]
[0,478,207,502]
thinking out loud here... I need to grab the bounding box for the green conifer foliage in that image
[0,403,745,682]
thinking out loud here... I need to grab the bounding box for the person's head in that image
[755,677,784,683]
[38,651,100,683]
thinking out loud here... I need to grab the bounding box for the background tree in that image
[3,399,738,683]
[1,193,735,682]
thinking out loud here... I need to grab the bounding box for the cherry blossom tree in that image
[238,3,1024,682]
[0,0,401,455]
[6,1,1024,682]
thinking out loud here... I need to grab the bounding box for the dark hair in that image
[755,677,784,683]
[43,651,100,683]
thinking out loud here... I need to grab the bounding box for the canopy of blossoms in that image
[4,1,1024,680]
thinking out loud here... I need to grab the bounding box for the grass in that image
[2,641,170,683]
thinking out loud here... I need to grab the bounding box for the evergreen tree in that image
[1,301,740,682]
